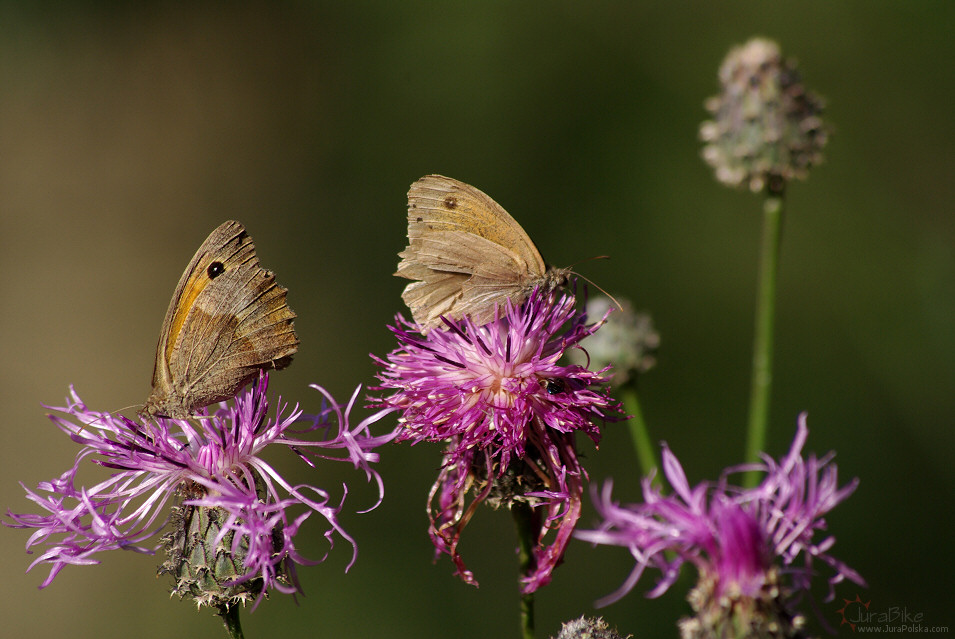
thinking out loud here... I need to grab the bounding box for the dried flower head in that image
[700,38,828,193]
[374,288,623,593]
[552,616,631,639]
[568,296,658,386]
[5,375,395,608]
[577,415,865,637]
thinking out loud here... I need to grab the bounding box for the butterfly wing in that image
[396,175,549,329]
[402,175,547,273]
[144,221,298,418]
[399,229,532,327]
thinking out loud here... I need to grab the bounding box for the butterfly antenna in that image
[566,255,610,270]
[570,272,624,312]
[117,403,152,423]
[67,402,137,438]
[565,256,624,312]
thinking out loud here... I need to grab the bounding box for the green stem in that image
[621,385,659,485]
[217,603,245,639]
[744,193,784,487]
[512,503,537,639]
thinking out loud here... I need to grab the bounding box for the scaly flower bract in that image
[374,288,623,593]
[5,374,396,607]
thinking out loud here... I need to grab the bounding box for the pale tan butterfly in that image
[395,175,571,331]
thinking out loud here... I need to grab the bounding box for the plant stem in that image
[621,385,659,486]
[512,503,537,639]
[217,603,245,639]
[744,193,784,487]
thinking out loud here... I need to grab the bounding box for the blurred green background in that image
[1,2,952,638]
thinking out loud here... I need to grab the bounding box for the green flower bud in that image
[700,38,828,194]
[159,481,288,609]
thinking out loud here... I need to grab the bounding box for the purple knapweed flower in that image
[373,288,623,593]
[577,414,865,638]
[5,374,396,608]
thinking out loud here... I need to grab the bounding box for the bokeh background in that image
[2,2,952,638]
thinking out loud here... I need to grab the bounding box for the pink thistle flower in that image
[373,289,623,593]
[5,374,396,608]
[577,414,865,637]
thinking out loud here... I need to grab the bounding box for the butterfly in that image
[142,220,299,419]
[395,175,569,331]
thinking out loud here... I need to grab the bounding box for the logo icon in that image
[836,594,871,632]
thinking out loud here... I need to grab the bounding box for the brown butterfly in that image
[142,220,299,419]
[395,175,569,331]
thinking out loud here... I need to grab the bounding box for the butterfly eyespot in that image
[443,195,458,210]
[207,261,225,279]
[544,378,565,395]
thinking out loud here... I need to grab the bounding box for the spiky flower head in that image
[700,37,828,194]
[568,296,658,387]
[552,616,631,639]
[373,288,623,593]
[5,375,395,609]
[577,415,865,638]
